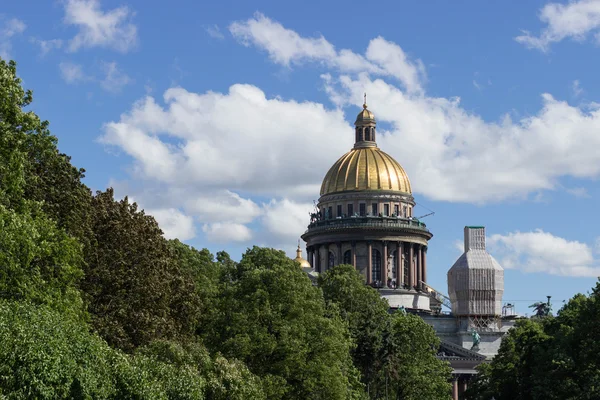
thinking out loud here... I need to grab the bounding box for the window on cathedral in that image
[328,206,333,219]
[359,203,366,216]
[403,205,407,217]
[343,250,352,265]
[328,252,335,268]
[372,249,382,283]
[394,204,399,216]
[384,204,390,216]
[372,203,378,216]
[337,205,342,218]
[348,204,354,216]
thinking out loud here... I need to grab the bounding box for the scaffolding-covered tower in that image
[448,226,504,333]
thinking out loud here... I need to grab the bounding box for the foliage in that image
[0,58,92,244]
[468,282,600,400]
[318,264,390,388]
[319,265,452,399]
[82,189,202,352]
[0,203,84,318]
[381,312,452,400]
[202,247,363,400]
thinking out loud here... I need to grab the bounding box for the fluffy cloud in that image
[229,13,424,93]
[64,0,137,53]
[147,207,195,240]
[0,17,26,60]
[488,230,600,277]
[516,0,600,51]
[202,222,252,243]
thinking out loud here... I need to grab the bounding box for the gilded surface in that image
[320,147,412,196]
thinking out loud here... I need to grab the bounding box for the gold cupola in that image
[320,97,412,196]
[294,244,311,269]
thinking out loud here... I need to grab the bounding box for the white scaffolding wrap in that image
[448,227,504,316]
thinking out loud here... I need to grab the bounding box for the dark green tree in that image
[82,189,201,351]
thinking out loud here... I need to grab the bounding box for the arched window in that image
[364,127,369,141]
[343,250,352,265]
[371,127,375,141]
[328,252,335,268]
[371,249,382,284]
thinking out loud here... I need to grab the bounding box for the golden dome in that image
[320,147,412,196]
[294,245,311,269]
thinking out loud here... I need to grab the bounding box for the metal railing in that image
[305,215,430,234]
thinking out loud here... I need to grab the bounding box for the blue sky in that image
[3,0,600,315]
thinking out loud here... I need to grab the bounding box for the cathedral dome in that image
[320,147,412,196]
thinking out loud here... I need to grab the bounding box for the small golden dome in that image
[355,102,375,125]
[320,147,412,196]
[294,245,311,269]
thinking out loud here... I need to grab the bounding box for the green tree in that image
[468,284,600,400]
[319,265,451,399]
[0,58,93,244]
[318,264,389,390]
[82,189,201,351]
[381,312,452,400]
[203,247,363,400]
[0,204,84,318]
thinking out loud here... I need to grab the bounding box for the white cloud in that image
[59,61,89,83]
[488,230,600,277]
[0,17,26,60]
[229,13,424,93]
[100,61,131,93]
[261,199,313,239]
[205,24,224,40]
[516,0,600,51]
[202,222,252,243]
[31,38,63,56]
[64,0,137,53]
[147,207,195,240]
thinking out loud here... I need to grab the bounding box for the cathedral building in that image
[297,101,518,400]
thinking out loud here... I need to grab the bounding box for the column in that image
[452,378,458,400]
[408,243,414,288]
[460,378,468,397]
[351,241,357,268]
[367,242,373,285]
[315,245,321,273]
[397,241,402,288]
[417,245,423,290]
[422,247,427,284]
[382,241,388,288]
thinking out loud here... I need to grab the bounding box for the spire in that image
[363,92,367,109]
